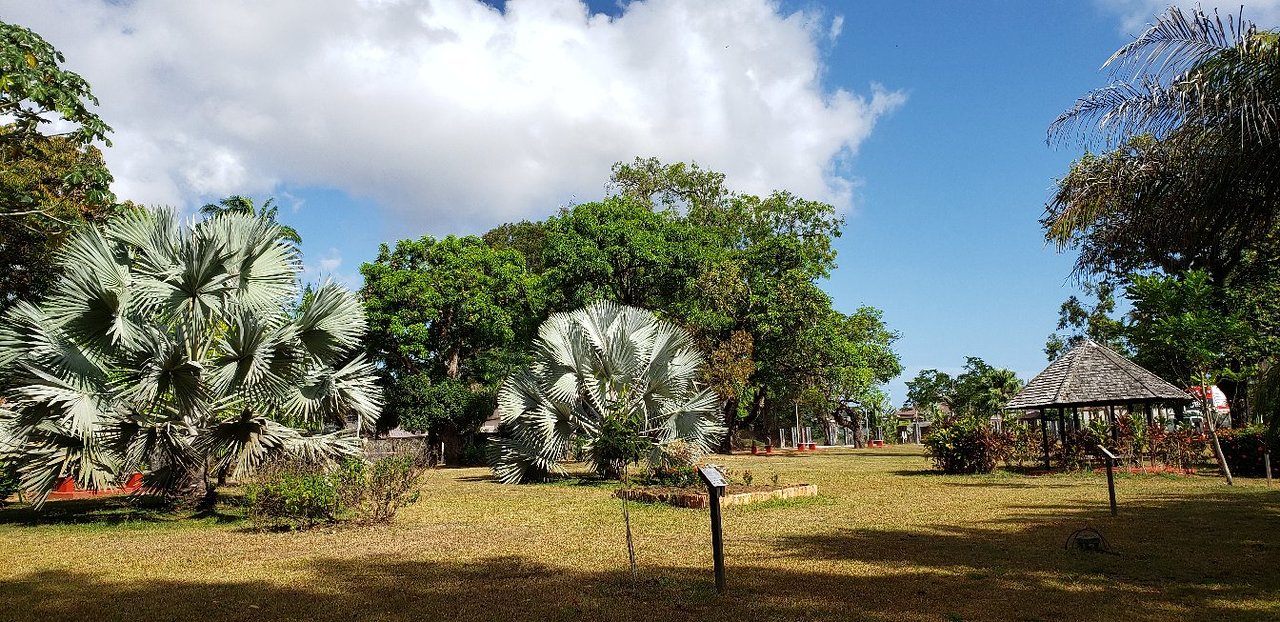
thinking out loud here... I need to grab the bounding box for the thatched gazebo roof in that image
[1004,340,1192,411]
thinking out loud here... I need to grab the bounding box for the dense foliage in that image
[0,209,381,506]
[1218,427,1277,477]
[363,158,900,453]
[1045,7,1280,440]
[922,415,1007,474]
[909,358,1024,474]
[360,234,542,462]
[245,453,424,529]
[906,358,1023,421]
[1,21,127,311]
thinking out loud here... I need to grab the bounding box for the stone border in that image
[615,484,817,509]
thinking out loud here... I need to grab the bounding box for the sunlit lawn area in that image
[1,446,1278,622]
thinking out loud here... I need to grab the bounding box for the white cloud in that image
[318,251,343,273]
[1096,0,1280,33]
[2,0,903,230]
[303,248,356,287]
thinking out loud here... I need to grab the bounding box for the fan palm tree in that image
[0,208,380,507]
[490,301,723,484]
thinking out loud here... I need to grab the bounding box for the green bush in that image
[645,465,699,488]
[1218,427,1276,477]
[0,459,19,506]
[364,453,424,523]
[458,438,488,466]
[923,415,1009,474]
[244,454,426,529]
[244,461,339,530]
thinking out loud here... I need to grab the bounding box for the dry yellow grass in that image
[1,446,1278,622]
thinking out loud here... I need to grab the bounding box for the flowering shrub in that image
[923,415,1009,474]
[1218,427,1276,477]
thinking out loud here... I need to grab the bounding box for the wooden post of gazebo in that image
[1040,413,1050,470]
[1059,406,1070,468]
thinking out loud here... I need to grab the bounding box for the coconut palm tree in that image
[0,208,380,507]
[200,195,302,245]
[489,301,723,484]
[1045,7,1280,281]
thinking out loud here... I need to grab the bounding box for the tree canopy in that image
[1,21,125,310]
[364,157,901,453]
[1045,7,1280,428]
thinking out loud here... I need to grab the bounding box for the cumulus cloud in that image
[303,248,357,287]
[1096,0,1280,33]
[2,0,902,230]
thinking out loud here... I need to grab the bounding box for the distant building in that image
[896,404,949,444]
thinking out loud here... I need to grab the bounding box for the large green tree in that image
[360,235,543,461]
[480,158,900,453]
[540,196,702,312]
[1046,8,1280,283]
[1,21,123,310]
[1046,7,1280,430]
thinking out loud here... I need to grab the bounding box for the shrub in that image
[1003,421,1039,468]
[364,453,424,523]
[1062,426,1109,471]
[0,459,19,506]
[244,454,426,529]
[458,438,488,467]
[923,416,1009,474]
[1150,425,1208,469]
[645,465,699,488]
[244,461,339,530]
[1218,427,1276,477]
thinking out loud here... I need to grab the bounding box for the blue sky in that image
[7,0,1278,403]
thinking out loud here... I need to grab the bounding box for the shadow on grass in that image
[772,489,1280,620]
[0,495,177,527]
[3,491,1278,621]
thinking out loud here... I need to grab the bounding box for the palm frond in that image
[295,281,366,361]
[491,301,722,482]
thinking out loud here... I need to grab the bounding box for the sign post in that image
[1097,445,1118,516]
[698,465,728,594]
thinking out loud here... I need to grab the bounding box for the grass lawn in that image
[1,445,1278,622]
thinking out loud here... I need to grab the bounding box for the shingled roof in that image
[1004,340,1193,410]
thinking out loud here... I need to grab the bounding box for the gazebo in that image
[1003,339,1194,469]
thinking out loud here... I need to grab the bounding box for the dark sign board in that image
[699,465,728,489]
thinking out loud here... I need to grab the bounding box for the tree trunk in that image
[441,428,463,466]
[718,397,739,454]
[852,411,865,448]
[1198,378,1234,485]
[197,459,219,511]
[445,348,461,381]
[749,390,767,426]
